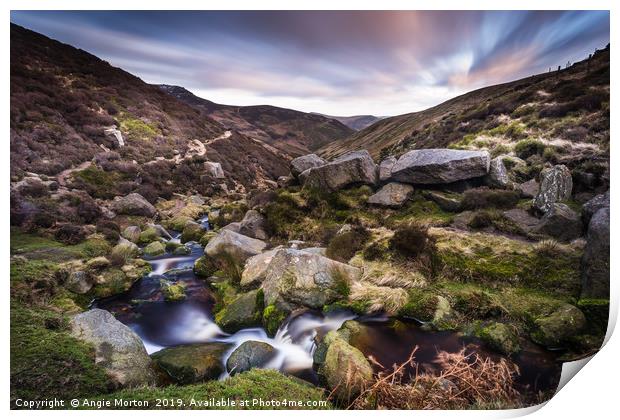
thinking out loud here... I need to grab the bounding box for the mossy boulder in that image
[215,289,264,333]
[316,330,373,402]
[85,256,111,271]
[92,267,133,298]
[262,304,289,336]
[199,231,218,247]
[144,241,165,258]
[110,238,139,262]
[122,225,141,243]
[399,290,455,329]
[121,259,151,282]
[226,341,276,375]
[471,321,520,355]
[194,256,218,278]
[337,320,373,350]
[577,298,609,336]
[531,304,586,347]
[181,221,206,243]
[166,215,193,232]
[139,227,160,245]
[160,281,187,302]
[151,343,230,384]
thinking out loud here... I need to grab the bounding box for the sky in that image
[10,10,610,116]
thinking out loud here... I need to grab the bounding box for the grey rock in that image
[378,156,397,182]
[581,207,610,299]
[240,248,281,289]
[238,210,269,241]
[485,157,511,189]
[111,193,156,217]
[122,225,141,243]
[151,343,230,384]
[67,270,96,294]
[300,150,377,191]
[290,154,326,177]
[367,182,414,207]
[204,230,268,267]
[582,191,609,226]
[503,208,540,233]
[390,149,490,184]
[226,341,276,375]
[204,161,225,179]
[423,190,462,212]
[70,309,157,387]
[532,304,586,347]
[532,203,582,241]
[221,222,241,233]
[533,165,573,212]
[518,179,540,198]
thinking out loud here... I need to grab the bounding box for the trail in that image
[56,161,92,187]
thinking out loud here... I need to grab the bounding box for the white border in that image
[2,2,617,420]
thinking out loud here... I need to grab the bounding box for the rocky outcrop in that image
[260,248,361,310]
[70,309,157,387]
[215,289,264,333]
[103,127,125,147]
[378,156,397,182]
[581,207,610,299]
[110,193,156,217]
[582,191,609,226]
[485,157,511,189]
[518,178,540,198]
[367,182,414,207]
[226,341,276,375]
[389,149,490,185]
[238,210,269,241]
[290,154,326,177]
[299,150,377,191]
[204,161,225,179]
[151,343,229,384]
[240,248,281,289]
[532,203,582,241]
[204,230,267,267]
[531,304,586,347]
[533,165,573,212]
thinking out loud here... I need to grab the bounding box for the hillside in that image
[10,24,289,189]
[320,45,610,171]
[313,113,384,131]
[159,85,353,157]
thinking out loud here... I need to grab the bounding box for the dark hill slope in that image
[320,46,609,167]
[159,85,353,157]
[312,113,384,131]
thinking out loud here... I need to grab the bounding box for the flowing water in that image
[94,219,562,395]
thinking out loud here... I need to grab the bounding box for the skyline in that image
[10,10,610,116]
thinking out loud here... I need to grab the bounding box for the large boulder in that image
[502,208,540,233]
[315,330,372,401]
[238,210,269,241]
[533,165,573,212]
[215,289,264,333]
[378,156,397,182]
[472,321,520,355]
[151,343,229,384]
[531,304,586,347]
[204,161,225,179]
[67,270,96,294]
[581,207,610,299]
[485,157,511,189]
[290,154,327,177]
[110,193,156,217]
[122,225,141,244]
[70,309,157,387]
[518,178,540,198]
[143,241,165,258]
[582,191,609,226]
[532,203,582,241]
[367,182,414,208]
[204,230,267,267]
[261,248,361,310]
[111,237,139,261]
[180,221,205,243]
[240,248,281,289]
[299,150,377,191]
[226,341,276,375]
[389,149,490,185]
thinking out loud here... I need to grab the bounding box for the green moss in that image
[165,215,193,232]
[119,116,160,140]
[10,303,110,404]
[69,236,113,259]
[161,281,187,302]
[91,267,131,298]
[194,256,218,278]
[10,227,65,254]
[469,321,521,355]
[215,289,264,333]
[138,227,160,245]
[73,165,124,199]
[262,305,288,336]
[386,193,454,226]
[91,369,330,409]
[577,298,609,336]
[514,138,545,159]
[398,289,439,322]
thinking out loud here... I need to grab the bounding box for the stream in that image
[94,219,562,395]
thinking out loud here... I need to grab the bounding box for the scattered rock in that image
[533,165,573,212]
[160,280,186,301]
[378,156,397,182]
[485,156,511,189]
[502,208,540,233]
[301,247,327,256]
[204,161,225,179]
[67,270,96,294]
[122,226,141,243]
[261,248,361,310]
[518,178,540,198]
[144,241,165,257]
[111,238,139,261]
[70,309,157,387]
[215,289,264,333]
[152,343,230,384]
[367,182,414,207]
[290,154,326,177]
[472,321,520,355]
[531,304,586,347]
[423,190,462,212]
[582,191,609,226]
[238,210,269,240]
[226,341,276,375]
[277,175,294,188]
[221,222,241,233]
[389,149,490,184]
[581,207,610,299]
[138,227,160,245]
[110,193,156,217]
[451,211,475,230]
[300,150,377,191]
[180,221,205,243]
[532,203,582,241]
[85,256,111,271]
[204,230,268,268]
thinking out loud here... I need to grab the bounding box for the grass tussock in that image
[349,282,408,315]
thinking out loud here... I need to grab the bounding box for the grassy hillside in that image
[160,85,353,157]
[320,45,609,171]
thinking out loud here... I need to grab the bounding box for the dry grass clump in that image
[350,347,521,410]
[349,282,408,315]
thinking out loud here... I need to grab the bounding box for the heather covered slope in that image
[159,85,353,157]
[320,45,610,168]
